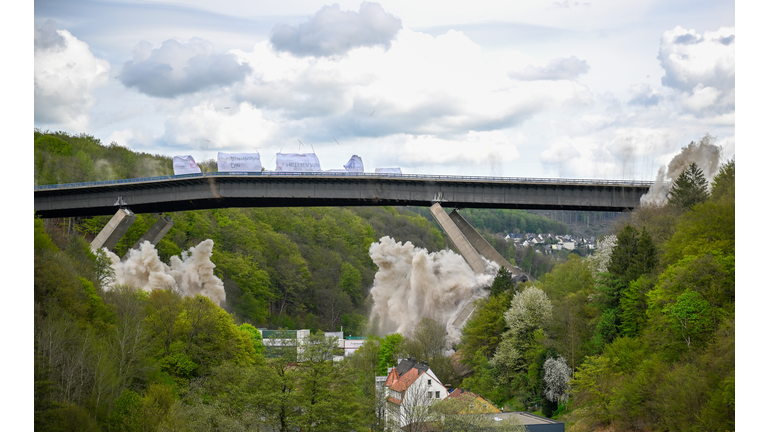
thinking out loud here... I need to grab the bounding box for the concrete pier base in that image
[90,208,137,251]
[129,216,174,251]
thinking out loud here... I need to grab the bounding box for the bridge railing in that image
[34,171,656,190]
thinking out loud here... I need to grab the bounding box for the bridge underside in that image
[35,175,649,218]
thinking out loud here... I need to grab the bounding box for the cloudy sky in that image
[32,0,736,180]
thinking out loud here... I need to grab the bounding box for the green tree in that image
[663,200,735,265]
[239,323,266,360]
[377,333,405,375]
[710,159,735,203]
[460,290,514,363]
[407,317,447,365]
[667,162,710,210]
[146,288,184,357]
[490,266,515,297]
[348,336,388,431]
[294,332,364,431]
[540,254,597,373]
[662,291,715,350]
[490,287,553,404]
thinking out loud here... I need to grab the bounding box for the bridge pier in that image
[430,203,488,274]
[90,208,137,251]
[448,209,523,276]
[126,216,174,256]
[432,204,532,333]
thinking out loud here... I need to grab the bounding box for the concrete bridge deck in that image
[34,172,653,218]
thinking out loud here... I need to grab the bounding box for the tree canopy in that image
[667,162,710,210]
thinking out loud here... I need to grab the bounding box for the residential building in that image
[258,329,310,359]
[258,329,359,361]
[383,358,448,429]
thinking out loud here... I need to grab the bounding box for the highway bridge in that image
[34,171,653,219]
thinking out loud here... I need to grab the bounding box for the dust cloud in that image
[103,239,226,306]
[641,134,722,206]
[368,236,496,347]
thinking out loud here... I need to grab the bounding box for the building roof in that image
[445,389,501,414]
[485,412,564,425]
[386,358,444,393]
[395,358,430,376]
[390,367,421,392]
[384,367,400,387]
[445,388,478,400]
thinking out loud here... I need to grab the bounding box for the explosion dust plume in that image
[641,134,722,206]
[103,239,226,306]
[368,236,496,348]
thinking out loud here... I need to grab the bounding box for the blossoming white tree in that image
[543,355,572,410]
[585,234,617,278]
[492,287,553,400]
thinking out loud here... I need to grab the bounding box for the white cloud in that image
[160,102,277,156]
[34,22,110,130]
[628,83,663,107]
[105,128,157,150]
[270,1,402,57]
[32,3,736,181]
[658,26,735,93]
[508,56,590,81]
[394,131,521,166]
[119,37,251,98]
[232,28,592,142]
[680,84,721,113]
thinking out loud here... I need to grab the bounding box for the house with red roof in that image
[383,358,448,429]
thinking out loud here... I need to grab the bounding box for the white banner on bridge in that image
[375,167,402,174]
[275,153,322,172]
[217,152,263,172]
[173,155,201,175]
[343,155,364,172]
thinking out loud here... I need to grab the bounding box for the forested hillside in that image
[35,130,446,335]
[456,160,735,431]
[32,130,521,431]
[34,130,733,431]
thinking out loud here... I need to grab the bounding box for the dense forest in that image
[456,159,735,430]
[35,130,449,335]
[34,130,734,431]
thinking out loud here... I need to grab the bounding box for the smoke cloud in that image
[368,236,496,348]
[104,239,226,306]
[640,134,722,206]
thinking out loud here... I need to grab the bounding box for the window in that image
[427,379,431,385]
[428,392,433,398]
[435,391,440,398]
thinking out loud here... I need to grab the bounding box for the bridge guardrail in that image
[34,171,656,191]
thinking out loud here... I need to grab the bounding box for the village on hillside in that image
[503,233,596,253]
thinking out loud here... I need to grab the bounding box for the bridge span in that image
[34,171,653,218]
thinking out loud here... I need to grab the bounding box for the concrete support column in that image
[430,203,487,274]
[130,216,174,251]
[90,208,137,251]
[448,210,521,275]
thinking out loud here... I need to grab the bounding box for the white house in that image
[383,358,448,429]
